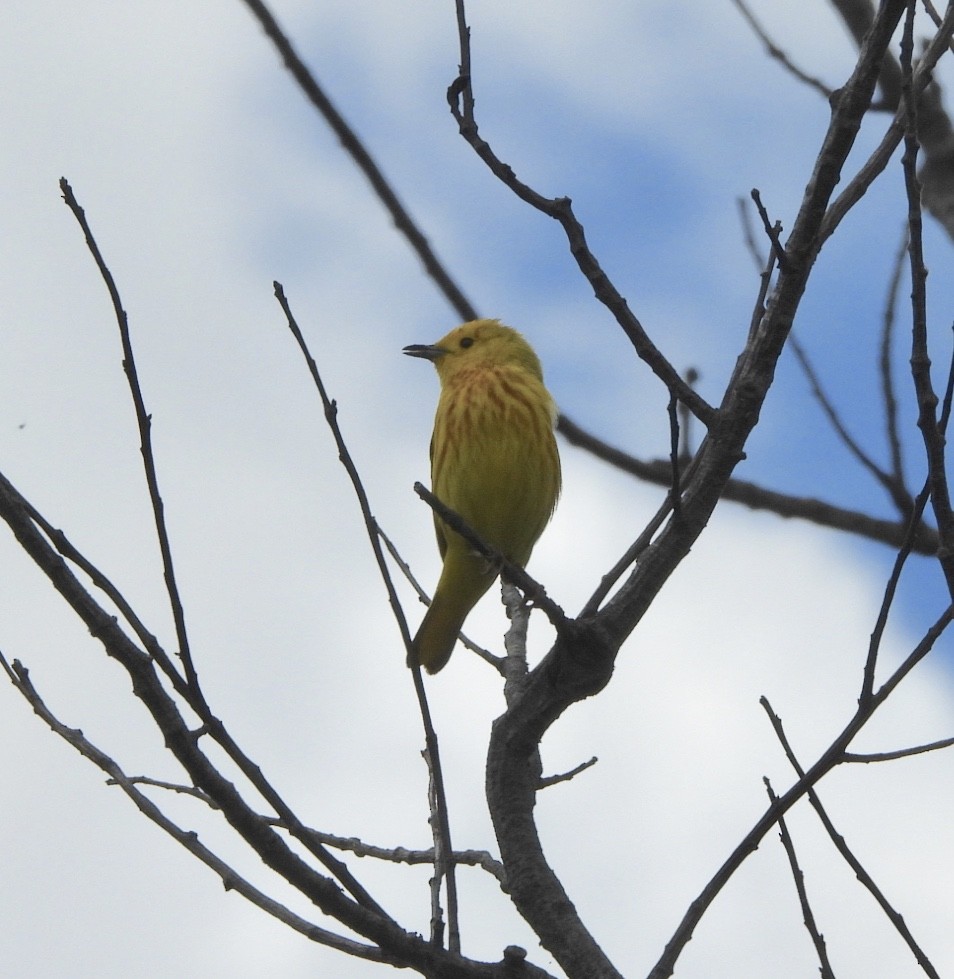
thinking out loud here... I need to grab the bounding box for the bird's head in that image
[403,319,544,383]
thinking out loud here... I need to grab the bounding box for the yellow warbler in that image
[404,319,561,673]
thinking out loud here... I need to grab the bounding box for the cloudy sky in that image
[3,2,954,977]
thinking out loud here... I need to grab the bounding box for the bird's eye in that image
[460,336,474,349]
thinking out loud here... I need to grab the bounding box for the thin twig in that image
[881,230,911,496]
[413,481,569,634]
[859,311,952,705]
[308,831,507,888]
[737,194,763,267]
[59,178,203,701]
[667,392,682,515]
[738,194,781,348]
[763,777,836,979]
[0,473,388,919]
[901,4,954,595]
[113,771,510,883]
[539,756,598,789]
[860,474,932,703]
[819,7,954,249]
[1,651,392,965]
[1,475,192,700]
[579,489,674,618]
[424,747,449,948]
[273,285,460,953]
[731,0,834,99]
[447,0,716,429]
[558,415,938,555]
[922,0,954,49]
[275,284,416,652]
[647,603,952,979]
[789,333,913,516]
[858,280,954,708]
[874,603,954,707]
[107,775,219,806]
[762,696,940,979]
[844,735,954,762]
[749,190,790,272]
[677,368,699,461]
[239,0,477,323]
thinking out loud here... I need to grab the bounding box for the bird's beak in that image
[403,343,446,362]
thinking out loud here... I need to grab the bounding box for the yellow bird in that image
[404,319,561,673]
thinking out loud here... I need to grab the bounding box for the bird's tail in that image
[410,553,496,673]
[410,595,468,674]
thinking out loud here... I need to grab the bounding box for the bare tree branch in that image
[833,0,903,104]
[647,601,952,979]
[861,474,932,702]
[0,462,559,979]
[14,489,195,700]
[538,757,599,790]
[59,177,203,701]
[413,482,569,636]
[763,777,836,979]
[485,0,917,964]
[732,0,835,99]
[0,469,392,920]
[900,7,954,594]
[446,2,715,429]
[738,187,918,521]
[558,415,938,554]
[820,5,954,248]
[113,772,510,886]
[881,230,911,494]
[762,695,940,979]
[1,652,393,964]
[833,0,954,240]
[791,333,914,512]
[238,0,478,323]
[844,735,954,761]
[38,193,396,914]
[237,0,949,576]
[272,283,462,952]
[6,3,954,975]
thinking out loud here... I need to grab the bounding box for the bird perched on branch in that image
[403,319,561,674]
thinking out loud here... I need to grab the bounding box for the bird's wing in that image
[429,432,448,560]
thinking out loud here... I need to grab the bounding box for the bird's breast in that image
[429,365,560,564]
